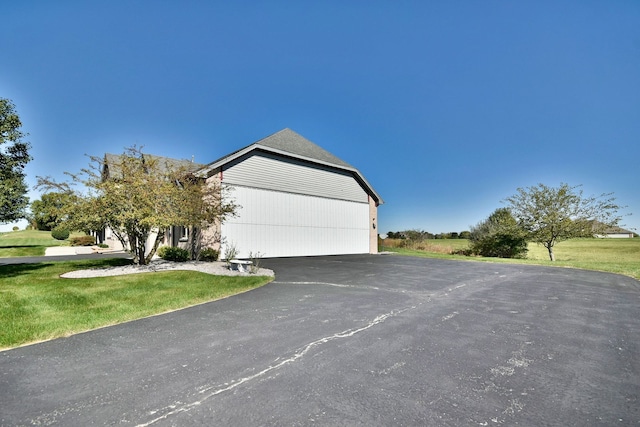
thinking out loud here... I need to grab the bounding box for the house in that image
[101,129,383,258]
[594,225,635,239]
[586,220,635,239]
[196,128,383,258]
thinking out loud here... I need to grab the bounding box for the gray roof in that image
[589,220,635,235]
[103,153,204,179]
[602,225,634,235]
[255,128,354,169]
[197,128,383,204]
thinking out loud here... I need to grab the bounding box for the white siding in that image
[222,152,369,203]
[221,186,370,258]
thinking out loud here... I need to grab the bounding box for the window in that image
[178,226,189,242]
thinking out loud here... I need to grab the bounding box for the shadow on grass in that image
[0,245,50,248]
[0,263,52,278]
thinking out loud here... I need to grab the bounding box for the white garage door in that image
[221,186,370,258]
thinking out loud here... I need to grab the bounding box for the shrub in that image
[51,227,70,241]
[12,226,19,231]
[70,235,96,246]
[223,243,239,267]
[451,248,474,256]
[248,251,264,274]
[199,248,219,262]
[98,243,109,248]
[158,246,189,262]
[469,208,528,258]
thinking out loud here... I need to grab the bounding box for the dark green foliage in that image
[70,235,95,246]
[0,98,32,223]
[470,208,528,258]
[51,227,70,241]
[158,246,189,262]
[157,246,168,258]
[199,247,219,262]
[459,231,471,239]
[30,192,73,231]
[387,231,405,239]
[451,248,474,256]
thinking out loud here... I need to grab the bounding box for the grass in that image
[0,229,84,257]
[381,238,640,280]
[0,258,272,350]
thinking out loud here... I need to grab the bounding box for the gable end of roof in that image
[196,129,383,204]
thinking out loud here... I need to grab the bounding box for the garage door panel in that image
[221,186,369,258]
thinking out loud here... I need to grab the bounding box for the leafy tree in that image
[175,175,237,261]
[37,146,237,265]
[404,229,428,243]
[30,192,74,230]
[469,208,528,258]
[386,231,404,239]
[459,231,471,239]
[504,183,623,261]
[0,98,32,223]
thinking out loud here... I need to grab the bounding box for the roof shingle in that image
[254,128,354,169]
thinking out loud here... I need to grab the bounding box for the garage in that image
[197,129,383,258]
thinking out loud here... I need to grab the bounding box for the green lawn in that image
[382,238,640,280]
[0,229,83,257]
[0,258,272,350]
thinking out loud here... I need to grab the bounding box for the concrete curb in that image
[44,246,119,256]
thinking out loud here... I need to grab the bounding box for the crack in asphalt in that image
[135,307,413,426]
[136,278,480,426]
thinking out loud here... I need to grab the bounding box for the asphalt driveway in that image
[1,254,639,426]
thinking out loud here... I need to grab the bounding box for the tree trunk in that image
[139,238,147,265]
[144,230,165,265]
[188,226,202,261]
[137,244,146,265]
[547,246,555,261]
[130,233,147,265]
[128,233,140,264]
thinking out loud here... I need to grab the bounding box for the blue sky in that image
[2,1,638,234]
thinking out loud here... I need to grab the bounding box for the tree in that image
[386,231,404,239]
[30,192,74,230]
[504,183,623,261]
[37,147,237,265]
[469,208,528,258]
[0,98,32,223]
[175,175,237,261]
[404,229,428,243]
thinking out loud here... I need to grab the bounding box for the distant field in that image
[382,238,469,253]
[0,230,83,257]
[381,238,640,280]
